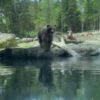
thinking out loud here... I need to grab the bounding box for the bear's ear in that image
[47,25,50,28]
[47,25,51,31]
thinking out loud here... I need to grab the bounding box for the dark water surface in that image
[0,56,100,100]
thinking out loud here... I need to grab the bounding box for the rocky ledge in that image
[0,33,17,48]
[0,32,100,59]
[0,41,100,59]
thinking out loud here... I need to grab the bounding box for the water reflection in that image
[2,67,37,100]
[0,58,100,100]
[39,60,53,89]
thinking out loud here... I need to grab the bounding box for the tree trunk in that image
[81,22,84,32]
[99,16,100,31]
[93,20,95,32]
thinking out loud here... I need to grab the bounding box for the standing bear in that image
[38,25,54,51]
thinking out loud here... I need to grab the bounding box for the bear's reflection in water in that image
[39,60,53,89]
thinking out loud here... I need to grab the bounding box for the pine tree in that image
[61,0,69,32]
[61,0,81,32]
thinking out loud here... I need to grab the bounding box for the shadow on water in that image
[0,57,100,100]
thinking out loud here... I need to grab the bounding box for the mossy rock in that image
[0,33,17,48]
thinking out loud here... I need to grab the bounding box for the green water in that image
[0,57,100,100]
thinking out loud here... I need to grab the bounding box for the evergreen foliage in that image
[0,0,100,36]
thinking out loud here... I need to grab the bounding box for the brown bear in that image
[38,25,54,51]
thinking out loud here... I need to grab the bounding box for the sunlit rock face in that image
[0,33,17,48]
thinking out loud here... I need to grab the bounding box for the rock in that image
[51,47,72,57]
[0,46,72,59]
[88,50,100,56]
[0,33,17,48]
[71,43,100,57]
[82,49,100,56]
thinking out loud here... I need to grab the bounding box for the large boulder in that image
[69,41,100,56]
[0,33,17,48]
[0,46,72,59]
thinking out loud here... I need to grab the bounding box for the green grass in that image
[17,41,39,48]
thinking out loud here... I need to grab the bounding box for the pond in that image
[0,56,100,100]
